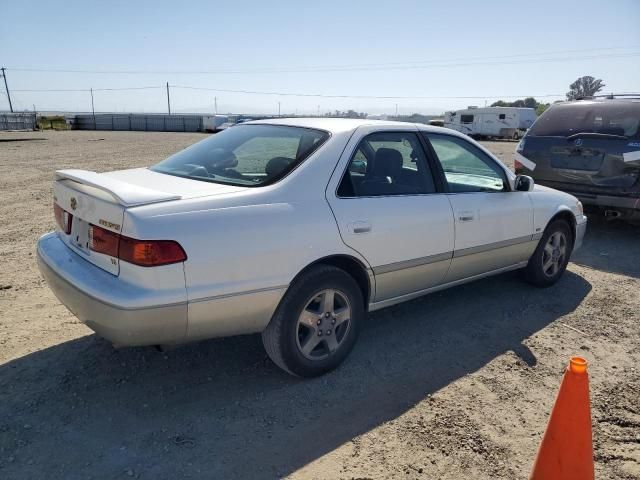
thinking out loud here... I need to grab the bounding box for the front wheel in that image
[524,220,573,287]
[262,265,364,377]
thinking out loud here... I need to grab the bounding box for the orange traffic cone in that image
[529,356,594,480]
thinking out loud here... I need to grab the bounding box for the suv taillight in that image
[54,203,73,234]
[88,224,187,267]
[514,159,524,172]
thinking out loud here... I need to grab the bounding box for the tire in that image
[524,219,573,287]
[262,265,364,377]
[513,132,520,140]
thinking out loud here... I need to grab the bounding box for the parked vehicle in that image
[444,106,537,140]
[515,95,640,222]
[37,118,586,377]
[202,115,229,132]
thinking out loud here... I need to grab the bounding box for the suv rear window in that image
[151,124,329,187]
[529,101,640,138]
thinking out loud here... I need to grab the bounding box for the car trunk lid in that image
[53,168,247,275]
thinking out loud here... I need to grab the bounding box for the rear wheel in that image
[524,220,573,287]
[262,265,364,377]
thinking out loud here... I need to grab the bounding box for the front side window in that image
[151,124,329,186]
[425,134,507,193]
[338,132,436,197]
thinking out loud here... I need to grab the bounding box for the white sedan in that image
[37,118,587,376]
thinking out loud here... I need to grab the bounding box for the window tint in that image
[461,114,474,124]
[529,101,640,138]
[425,134,507,193]
[151,124,329,187]
[338,132,436,197]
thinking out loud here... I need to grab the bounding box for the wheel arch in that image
[546,208,577,243]
[289,255,373,308]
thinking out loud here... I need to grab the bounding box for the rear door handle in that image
[350,221,371,234]
[457,210,475,222]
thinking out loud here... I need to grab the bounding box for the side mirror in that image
[514,174,535,192]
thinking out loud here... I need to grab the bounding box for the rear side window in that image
[460,114,474,124]
[338,132,436,197]
[529,101,640,138]
[151,124,329,187]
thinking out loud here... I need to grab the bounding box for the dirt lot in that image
[1,130,639,480]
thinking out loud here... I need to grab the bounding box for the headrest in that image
[207,148,238,169]
[373,148,403,179]
[265,157,293,177]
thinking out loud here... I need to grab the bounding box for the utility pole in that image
[317,105,320,117]
[395,103,398,117]
[1,67,14,113]
[166,82,171,115]
[278,101,281,117]
[90,88,96,130]
[214,96,217,114]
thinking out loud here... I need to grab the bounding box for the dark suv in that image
[515,95,640,222]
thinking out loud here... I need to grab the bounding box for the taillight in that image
[89,224,119,257]
[88,224,187,267]
[514,159,523,172]
[119,237,187,267]
[54,203,73,234]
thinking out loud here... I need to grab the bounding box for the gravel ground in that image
[0,130,638,480]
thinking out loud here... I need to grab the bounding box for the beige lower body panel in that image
[186,287,287,342]
[445,240,538,283]
[373,259,451,302]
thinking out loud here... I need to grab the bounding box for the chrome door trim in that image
[368,261,528,312]
[372,251,453,275]
[453,234,534,258]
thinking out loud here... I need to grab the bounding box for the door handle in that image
[350,221,371,234]
[457,210,475,222]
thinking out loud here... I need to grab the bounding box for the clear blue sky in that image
[1,0,639,115]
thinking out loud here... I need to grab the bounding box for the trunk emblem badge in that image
[70,197,77,210]
[574,139,583,146]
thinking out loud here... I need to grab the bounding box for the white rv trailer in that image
[443,106,536,139]
[202,114,230,132]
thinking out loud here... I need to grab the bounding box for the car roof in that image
[247,117,454,135]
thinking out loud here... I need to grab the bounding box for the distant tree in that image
[491,97,542,111]
[566,76,605,100]
[535,103,550,116]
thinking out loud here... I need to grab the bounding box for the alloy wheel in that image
[296,289,352,360]
[542,231,567,277]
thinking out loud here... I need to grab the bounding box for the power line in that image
[5,47,640,75]
[10,83,569,99]
[11,86,163,92]
[171,85,566,100]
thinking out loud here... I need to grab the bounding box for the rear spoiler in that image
[55,169,181,207]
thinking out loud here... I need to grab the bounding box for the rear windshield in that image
[151,124,329,186]
[528,101,640,138]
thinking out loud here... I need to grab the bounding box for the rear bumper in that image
[573,192,640,211]
[36,232,188,347]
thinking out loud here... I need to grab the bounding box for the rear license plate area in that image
[71,217,91,254]
[551,155,603,171]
